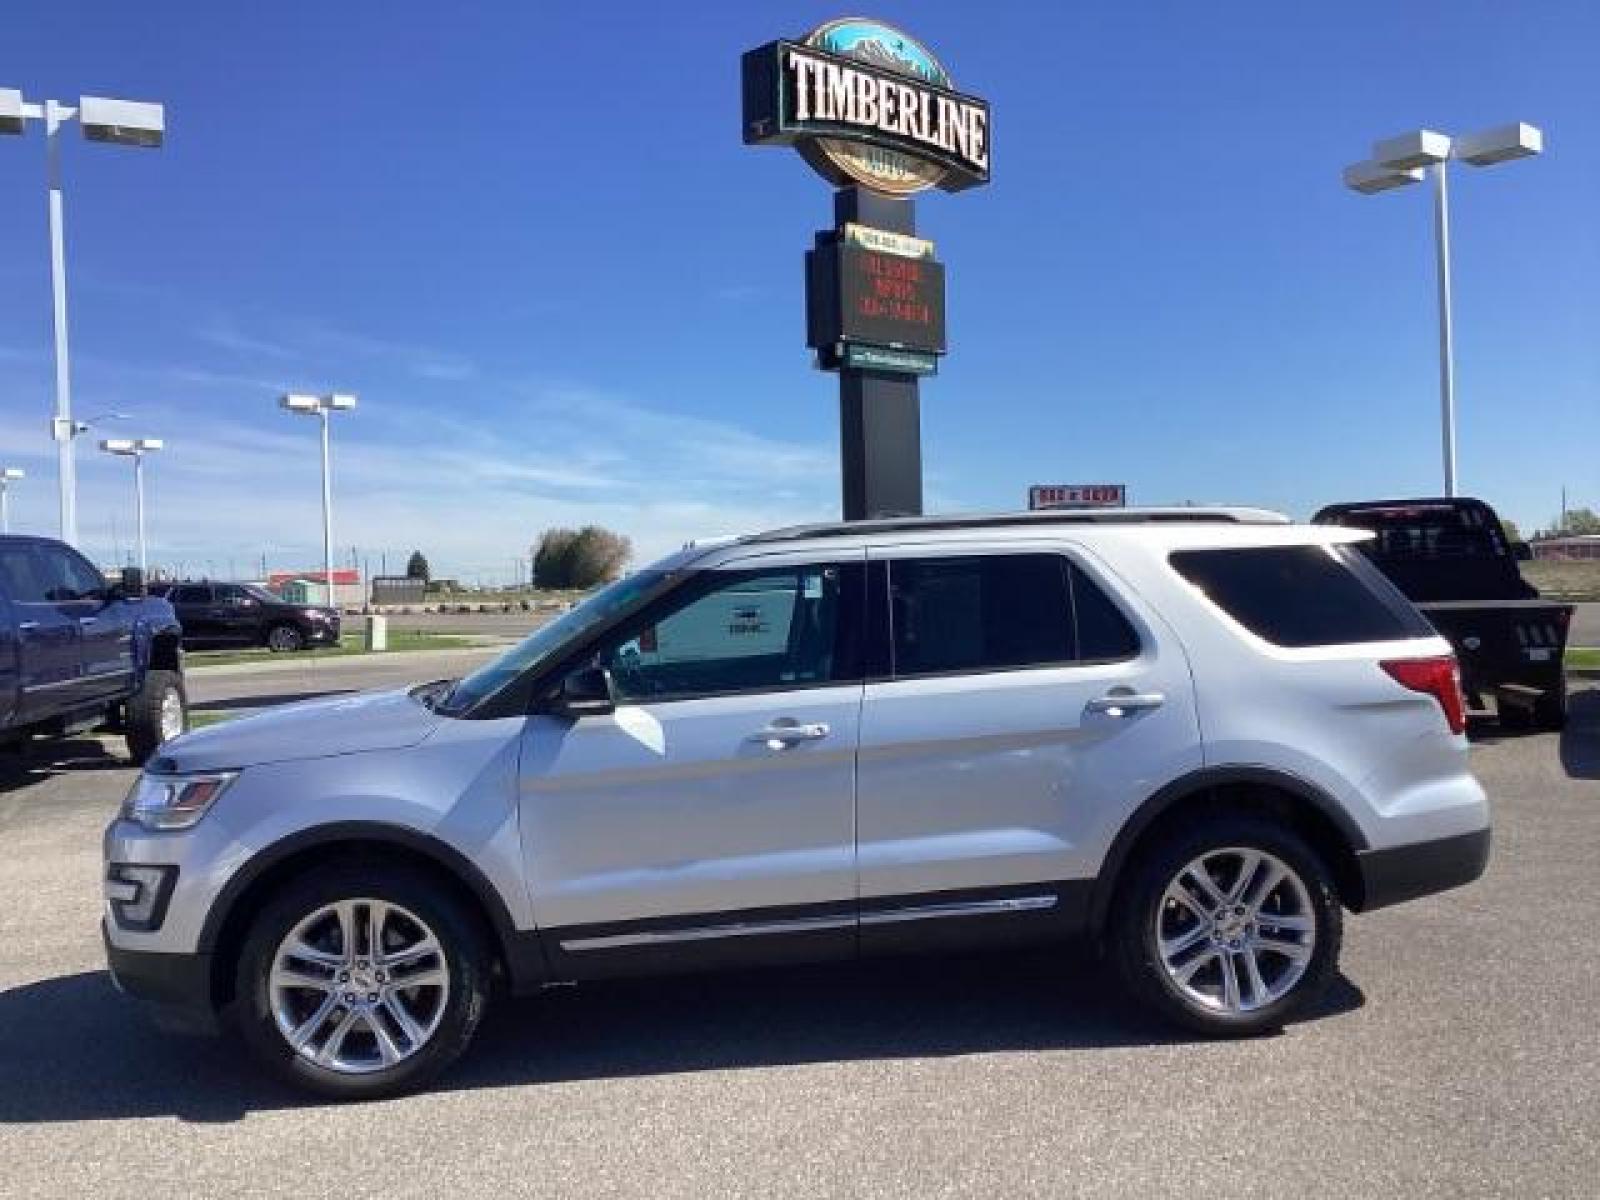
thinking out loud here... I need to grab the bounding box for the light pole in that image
[1,89,165,547]
[280,393,357,606]
[99,438,163,575]
[1343,123,1542,497]
[0,467,23,533]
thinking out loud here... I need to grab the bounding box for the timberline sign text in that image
[742,40,991,193]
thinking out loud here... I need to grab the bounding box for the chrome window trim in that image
[558,894,1058,952]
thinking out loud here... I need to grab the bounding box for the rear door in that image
[856,542,1201,951]
[167,585,216,645]
[0,542,84,721]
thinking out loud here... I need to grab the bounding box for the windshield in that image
[243,584,282,604]
[438,570,673,716]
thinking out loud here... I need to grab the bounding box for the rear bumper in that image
[102,922,219,1036]
[1354,827,1490,912]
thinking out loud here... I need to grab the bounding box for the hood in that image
[151,687,444,772]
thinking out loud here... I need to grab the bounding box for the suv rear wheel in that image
[233,863,491,1100]
[1111,814,1341,1036]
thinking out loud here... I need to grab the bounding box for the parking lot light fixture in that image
[279,393,357,607]
[1343,122,1544,497]
[0,467,23,533]
[0,86,165,548]
[99,438,162,575]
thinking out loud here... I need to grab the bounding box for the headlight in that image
[121,771,238,831]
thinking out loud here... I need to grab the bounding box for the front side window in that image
[34,546,105,603]
[596,564,857,703]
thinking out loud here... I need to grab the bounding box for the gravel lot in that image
[0,685,1595,1199]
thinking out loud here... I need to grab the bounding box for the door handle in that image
[1086,691,1165,717]
[18,621,40,631]
[750,721,830,749]
[79,617,99,626]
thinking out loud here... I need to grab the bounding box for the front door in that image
[518,555,865,979]
[214,584,266,644]
[855,543,1202,953]
[31,542,133,704]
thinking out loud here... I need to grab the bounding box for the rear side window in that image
[887,554,1139,677]
[1170,545,1433,647]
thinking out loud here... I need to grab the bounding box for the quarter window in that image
[1170,545,1433,647]
[595,564,858,703]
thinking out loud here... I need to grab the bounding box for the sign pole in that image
[744,18,989,525]
[833,188,922,520]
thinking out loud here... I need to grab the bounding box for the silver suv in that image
[103,509,1490,1098]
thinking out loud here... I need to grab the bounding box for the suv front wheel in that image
[1111,814,1342,1036]
[233,863,491,1100]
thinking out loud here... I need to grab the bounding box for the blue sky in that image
[1,1,1595,580]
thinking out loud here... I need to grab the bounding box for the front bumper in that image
[102,921,219,1036]
[307,620,341,646]
[1355,827,1491,912]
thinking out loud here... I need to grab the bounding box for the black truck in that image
[0,534,188,763]
[1313,497,1571,730]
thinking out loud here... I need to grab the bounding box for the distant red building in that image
[267,569,362,588]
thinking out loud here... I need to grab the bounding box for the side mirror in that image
[1511,542,1532,562]
[548,666,615,719]
[118,567,147,599]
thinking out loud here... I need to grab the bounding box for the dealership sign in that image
[808,234,946,356]
[1028,484,1128,510]
[742,19,991,195]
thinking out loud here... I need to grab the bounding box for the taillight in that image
[1381,656,1467,735]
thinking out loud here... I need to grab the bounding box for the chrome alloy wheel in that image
[269,898,450,1074]
[157,688,185,742]
[1156,848,1316,1015]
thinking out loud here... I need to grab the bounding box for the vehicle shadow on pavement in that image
[1559,686,1598,781]
[0,952,1364,1123]
[0,738,127,794]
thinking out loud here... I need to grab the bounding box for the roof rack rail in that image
[743,506,1291,544]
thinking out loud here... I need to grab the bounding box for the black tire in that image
[1110,813,1342,1037]
[265,623,305,653]
[125,669,186,764]
[1533,675,1568,732]
[232,862,491,1100]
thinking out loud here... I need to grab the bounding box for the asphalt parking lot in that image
[0,680,1595,1198]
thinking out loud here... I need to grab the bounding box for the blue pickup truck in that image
[0,534,188,763]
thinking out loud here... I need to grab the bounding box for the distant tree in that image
[532,526,631,589]
[533,528,579,589]
[566,526,632,588]
[1561,507,1600,536]
[1499,518,1523,544]
[405,550,431,581]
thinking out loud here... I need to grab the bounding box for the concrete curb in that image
[186,639,510,679]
